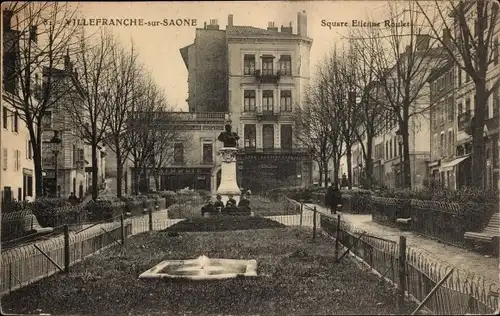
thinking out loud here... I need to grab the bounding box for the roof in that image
[179,44,192,69]
[226,25,311,41]
[427,59,453,83]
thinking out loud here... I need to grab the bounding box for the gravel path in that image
[305,203,499,284]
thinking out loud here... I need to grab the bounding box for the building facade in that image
[1,9,36,202]
[180,11,314,193]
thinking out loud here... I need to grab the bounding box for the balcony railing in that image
[238,147,310,154]
[457,110,471,132]
[256,110,279,121]
[172,112,226,121]
[254,69,281,84]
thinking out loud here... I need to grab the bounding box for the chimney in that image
[64,48,72,72]
[3,10,13,31]
[267,21,278,31]
[281,24,292,34]
[29,26,37,43]
[206,19,219,30]
[443,29,451,48]
[297,10,307,37]
[416,34,430,51]
[228,14,233,27]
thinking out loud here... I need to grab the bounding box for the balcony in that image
[238,147,310,155]
[457,110,471,132]
[256,110,279,121]
[254,69,281,84]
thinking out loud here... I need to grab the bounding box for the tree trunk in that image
[317,161,323,185]
[153,167,160,191]
[133,162,139,195]
[323,158,329,188]
[115,141,123,198]
[365,134,374,189]
[91,142,99,201]
[346,146,353,189]
[401,118,412,189]
[471,79,487,188]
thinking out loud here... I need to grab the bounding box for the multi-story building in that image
[180,12,314,193]
[452,1,499,189]
[1,9,36,202]
[40,52,107,199]
[428,59,458,188]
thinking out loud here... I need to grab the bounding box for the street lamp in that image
[46,131,62,197]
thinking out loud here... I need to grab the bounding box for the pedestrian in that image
[326,184,342,214]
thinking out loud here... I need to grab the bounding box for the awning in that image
[440,155,470,171]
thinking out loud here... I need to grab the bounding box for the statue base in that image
[216,147,241,205]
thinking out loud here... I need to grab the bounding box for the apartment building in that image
[428,60,459,188]
[180,12,314,193]
[453,1,499,189]
[1,10,36,202]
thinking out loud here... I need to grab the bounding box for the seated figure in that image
[237,194,251,215]
[226,195,237,207]
[214,195,224,212]
[201,199,217,217]
[222,201,239,215]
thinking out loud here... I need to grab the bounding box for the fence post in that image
[397,236,407,313]
[334,214,341,262]
[313,206,317,240]
[120,214,126,247]
[64,225,70,273]
[299,200,303,226]
[149,207,153,232]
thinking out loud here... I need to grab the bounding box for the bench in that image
[396,217,412,231]
[24,214,54,234]
[464,212,499,255]
[1,211,53,243]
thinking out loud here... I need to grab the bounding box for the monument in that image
[216,119,241,205]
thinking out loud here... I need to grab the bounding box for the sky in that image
[77,1,403,111]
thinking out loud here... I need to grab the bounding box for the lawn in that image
[2,223,416,315]
[167,195,300,219]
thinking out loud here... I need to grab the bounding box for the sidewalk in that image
[306,203,499,283]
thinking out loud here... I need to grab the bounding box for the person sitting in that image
[238,194,251,215]
[214,195,224,212]
[68,192,79,205]
[201,199,217,217]
[226,194,237,207]
[223,201,239,215]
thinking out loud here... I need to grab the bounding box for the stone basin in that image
[138,255,258,280]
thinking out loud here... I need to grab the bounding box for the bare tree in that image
[349,1,448,188]
[294,78,336,188]
[3,2,81,196]
[417,0,499,188]
[66,29,116,200]
[103,40,142,198]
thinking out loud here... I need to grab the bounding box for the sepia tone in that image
[0,1,499,315]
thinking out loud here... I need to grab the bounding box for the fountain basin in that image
[138,255,258,280]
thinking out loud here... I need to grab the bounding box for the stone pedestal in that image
[216,147,241,205]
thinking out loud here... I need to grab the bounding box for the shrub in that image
[34,205,87,229]
[380,187,498,204]
[85,200,124,222]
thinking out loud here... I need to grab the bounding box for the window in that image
[243,54,255,75]
[173,143,183,164]
[27,140,33,160]
[2,148,7,170]
[458,102,463,114]
[244,124,256,148]
[458,68,462,87]
[3,107,8,129]
[262,90,274,112]
[244,90,256,112]
[3,52,17,94]
[494,38,498,65]
[440,133,445,157]
[493,88,499,116]
[389,140,392,159]
[72,144,77,165]
[432,134,438,158]
[466,73,470,83]
[14,150,20,171]
[385,141,389,159]
[78,149,84,162]
[279,55,291,76]
[42,111,52,129]
[485,94,490,119]
[12,111,18,133]
[447,97,454,121]
[261,56,274,76]
[393,138,397,158]
[280,124,292,149]
[262,124,274,149]
[280,90,292,112]
[448,130,453,156]
[465,98,471,112]
[202,143,213,163]
[25,175,33,197]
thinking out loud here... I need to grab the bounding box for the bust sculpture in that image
[218,120,240,148]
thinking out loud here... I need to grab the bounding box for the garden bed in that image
[162,216,286,232]
[2,227,416,315]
